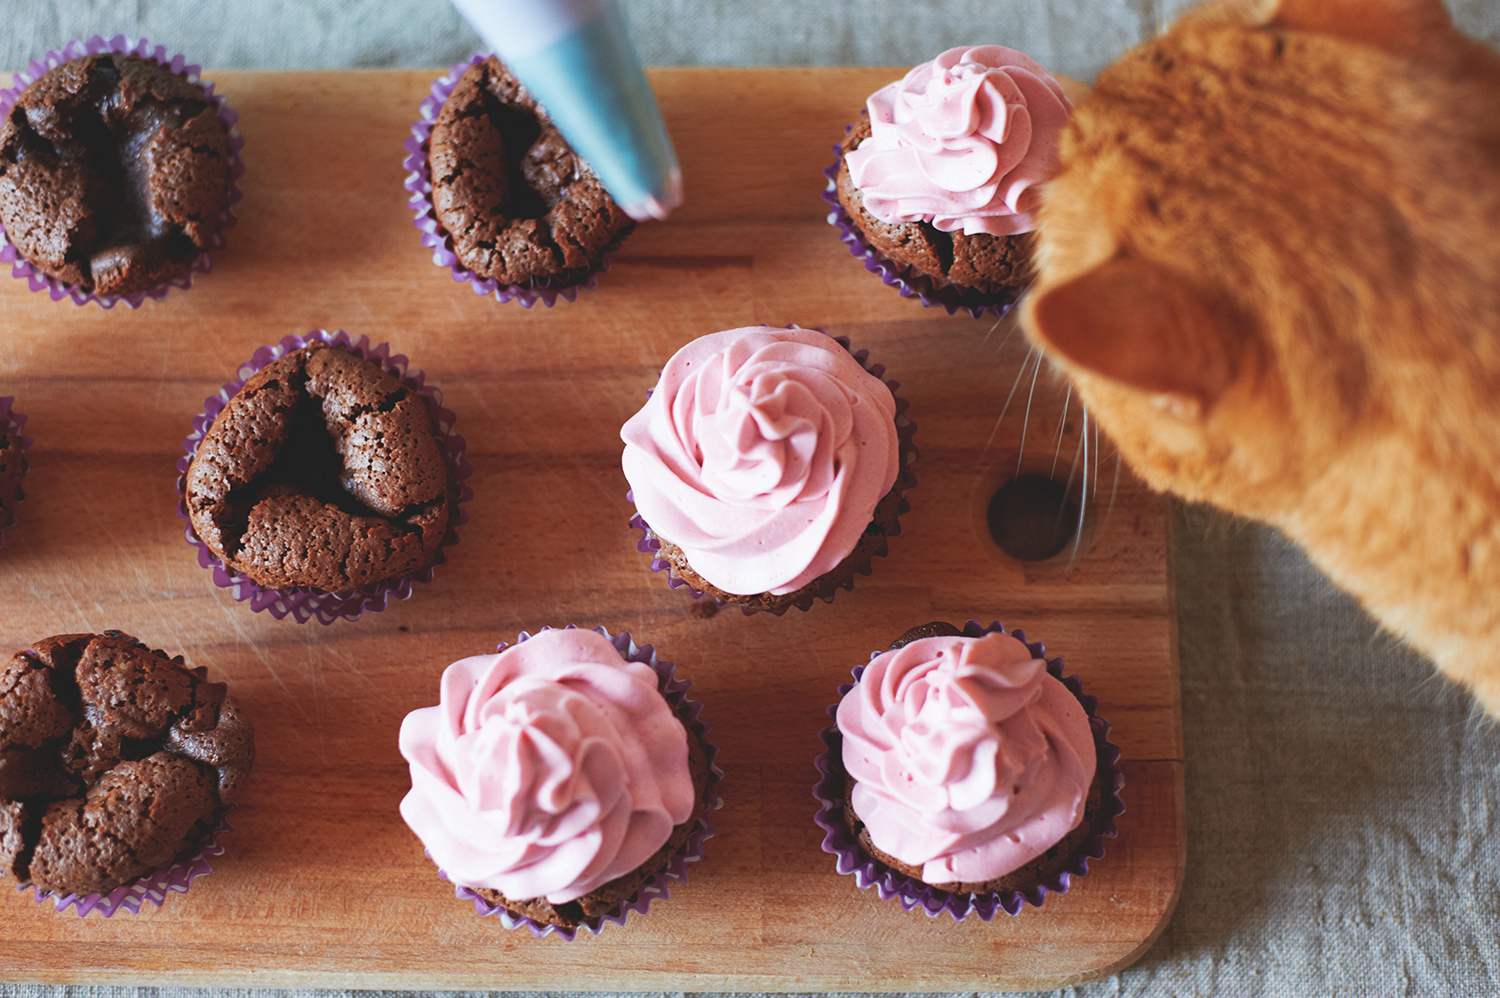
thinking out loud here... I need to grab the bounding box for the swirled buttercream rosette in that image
[823,45,1073,319]
[13,809,234,919]
[175,329,473,625]
[0,35,245,309]
[0,398,31,548]
[403,52,628,308]
[405,627,720,936]
[813,620,1123,919]
[624,325,916,616]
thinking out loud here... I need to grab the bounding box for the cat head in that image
[1025,0,1500,524]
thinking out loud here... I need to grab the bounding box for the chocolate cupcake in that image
[814,620,1123,919]
[177,330,472,624]
[824,46,1074,318]
[399,626,720,939]
[404,53,634,307]
[0,631,253,915]
[0,398,29,546]
[622,325,915,615]
[0,37,243,307]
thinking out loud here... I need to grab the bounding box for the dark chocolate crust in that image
[0,53,231,296]
[0,421,26,531]
[185,343,454,593]
[0,632,254,897]
[838,622,1109,897]
[468,702,713,930]
[835,118,1034,299]
[427,56,634,286]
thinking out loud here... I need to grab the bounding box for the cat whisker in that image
[1050,383,1073,479]
[1055,405,1087,562]
[1092,412,1101,502]
[981,312,1005,345]
[1072,409,1089,562]
[1016,348,1045,477]
[983,343,1039,461]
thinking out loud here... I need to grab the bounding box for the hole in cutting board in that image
[986,473,1079,562]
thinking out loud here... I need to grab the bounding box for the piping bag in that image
[449,0,683,220]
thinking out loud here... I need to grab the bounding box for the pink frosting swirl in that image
[845,45,1073,237]
[620,326,899,596]
[838,632,1096,885]
[398,629,694,904]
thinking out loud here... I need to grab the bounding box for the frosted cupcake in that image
[815,621,1122,918]
[622,325,915,615]
[825,46,1074,317]
[398,627,717,938]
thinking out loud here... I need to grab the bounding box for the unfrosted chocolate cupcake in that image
[427,56,634,288]
[185,342,454,594]
[0,51,232,297]
[0,631,253,900]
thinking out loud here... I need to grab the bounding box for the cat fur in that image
[1025,0,1500,714]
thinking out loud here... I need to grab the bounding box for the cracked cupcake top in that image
[185,343,453,593]
[426,56,634,286]
[0,53,231,296]
[0,631,254,897]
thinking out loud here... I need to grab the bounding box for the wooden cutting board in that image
[0,67,1183,992]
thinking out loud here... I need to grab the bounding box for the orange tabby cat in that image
[1026,0,1500,714]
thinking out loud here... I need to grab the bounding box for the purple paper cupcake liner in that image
[0,35,245,309]
[175,329,474,625]
[0,398,31,548]
[628,325,917,616]
[402,52,619,308]
[813,619,1124,920]
[12,808,234,918]
[436,624,722,941]
[823,128,1026,320]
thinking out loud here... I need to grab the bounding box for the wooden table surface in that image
[0,67,1183,992]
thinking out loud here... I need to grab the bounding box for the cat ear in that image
[1026,255,1240,409]
[1261,0,1452,53]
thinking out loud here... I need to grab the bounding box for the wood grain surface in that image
[0,67,1183,992]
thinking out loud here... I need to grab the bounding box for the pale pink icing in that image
[845,45,1073,237]
[838,631,1096,885]
[398,629,694,904]
[620,326,899,596]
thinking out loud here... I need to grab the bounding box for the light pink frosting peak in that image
[846,45,1073,237]
[621,326,900,596]
[398,629,694,904]
[838,631,1096,885]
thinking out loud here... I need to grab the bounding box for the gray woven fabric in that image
[3,1,1499,995]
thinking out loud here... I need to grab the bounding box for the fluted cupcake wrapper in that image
[0,35,245,309]
[12,808,233,918]
[0,398,31,549]
[627,325,917,616]
[402,52,619,308]
[175,329,474,625]
[813,619,1125,920]
[439,624,723,941]
[823,132,1024,320]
